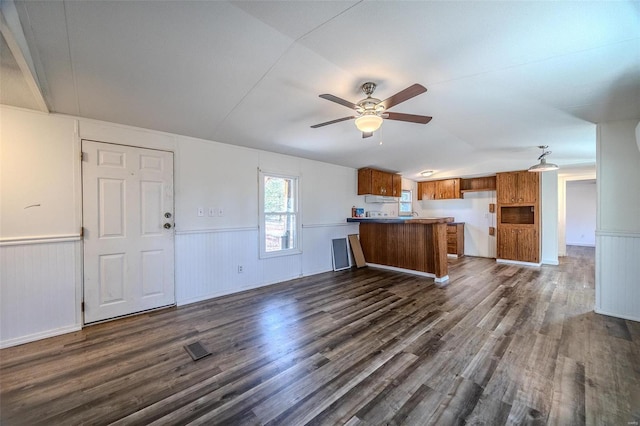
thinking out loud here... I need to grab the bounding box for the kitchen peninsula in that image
[347,217,454,282]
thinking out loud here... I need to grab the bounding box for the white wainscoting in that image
[0,224,361,347]
[0,239,82,348]
[175,223,359,306]
[596,231,640,322]
[175,228,262,305]
[302,223,361,276]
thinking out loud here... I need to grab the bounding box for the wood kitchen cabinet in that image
[497,171,538,204]
[417,178,461,200]
[436,178,461,199]
[497,226,538,263]
[496,170,540,264]
[391,174,402,197]
[447,223,464,257]
[358,168,402,196]
[460,176,496,192]
[417,181,436,200]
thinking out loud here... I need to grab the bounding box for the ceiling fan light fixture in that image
[355,114,383,133]
[528,145,559,172]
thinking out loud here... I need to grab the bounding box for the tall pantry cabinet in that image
[496,170,540,264]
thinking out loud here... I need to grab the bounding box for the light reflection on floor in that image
[258,298,302,360]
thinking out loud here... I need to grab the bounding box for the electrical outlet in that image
[218,207,224,217]
[197,207,204,217]
[237,265,243,273]
[208,208,215,217]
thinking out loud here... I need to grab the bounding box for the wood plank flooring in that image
[1,246,638,425]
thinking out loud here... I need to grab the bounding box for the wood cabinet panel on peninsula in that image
[358,168,402,196]
[348,217,452,280]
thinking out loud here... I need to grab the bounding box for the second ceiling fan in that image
[311,82,432,138]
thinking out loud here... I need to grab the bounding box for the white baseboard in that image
[366,263,449,282]
[566,242,595,247]
[594,308,640,323]
[0,324,81,349]
[542,258,560,265]
[496,259,542,267]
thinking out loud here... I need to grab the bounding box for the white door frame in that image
[81,139,176,325]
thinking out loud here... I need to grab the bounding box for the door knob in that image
[164,223,172,229]
[164,212,172,218]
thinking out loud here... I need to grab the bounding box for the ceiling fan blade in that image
[362,132,373,139]
[319,94,358,110]
[385,112,432,124]
[380,84,427,110]
[310,116,356,128]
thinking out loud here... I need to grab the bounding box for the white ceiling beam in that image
[0,0,48,112]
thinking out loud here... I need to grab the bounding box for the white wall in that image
[0,108,81,240]
[0,105,360,347]
[541,171,559,265]
[414,187,497,258]
[565,180,596,246]
[596,118,640,322]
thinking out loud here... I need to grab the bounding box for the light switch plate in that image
[197,207,204,217]
[208,208,215,217]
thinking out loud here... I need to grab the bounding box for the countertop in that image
[347,217,454,224]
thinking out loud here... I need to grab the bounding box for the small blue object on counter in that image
[351,207,365,218]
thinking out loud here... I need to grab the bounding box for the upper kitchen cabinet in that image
[391,174,402,197]
[496,171,539,204]
[417,180,436,200]
[417,178,462,200]
[460,176,497,193]
[436,178,462,199]
[358,168,402,196]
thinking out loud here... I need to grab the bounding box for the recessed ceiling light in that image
[420,170,434,177]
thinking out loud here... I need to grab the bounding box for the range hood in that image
[365,195,399,203]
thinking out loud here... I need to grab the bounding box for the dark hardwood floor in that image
[1,246,638,425]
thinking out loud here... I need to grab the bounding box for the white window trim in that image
[259,170,302,259]
[399,189,413,216]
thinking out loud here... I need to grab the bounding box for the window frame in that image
[258,170,302,259]
[399,189,413,216]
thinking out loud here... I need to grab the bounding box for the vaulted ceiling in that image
[2,1,639,179]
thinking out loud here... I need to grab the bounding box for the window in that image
[259,171,301,258]
[399,189,412,216]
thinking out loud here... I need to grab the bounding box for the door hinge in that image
[80,226,85,237]
[81,302,85,312]
[80,152,86,161]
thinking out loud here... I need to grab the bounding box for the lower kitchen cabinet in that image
[446,223,464,257]
[497,226,538,263]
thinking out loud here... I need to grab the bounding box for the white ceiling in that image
[3,1,640,180]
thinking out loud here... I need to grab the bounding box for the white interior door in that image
[82,140,175,324]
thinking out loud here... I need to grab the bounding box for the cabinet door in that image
[497,227,518,260]
[371,170,392,195]
[391,174,402,197]
[497,172,518,204]
[357,168,372,195]
[436,179,460,199]
[517,228,538,263]
[418,181,436,200]
[517,172,539,204]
